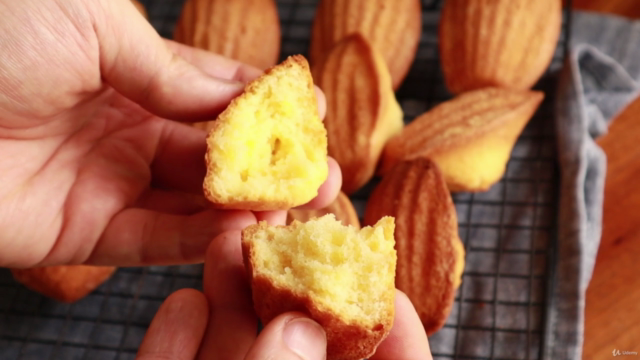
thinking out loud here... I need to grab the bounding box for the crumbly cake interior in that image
[207,63,327,203]
[252,214,396,325]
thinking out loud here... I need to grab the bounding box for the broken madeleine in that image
[203,56,328,211]
[242,214,396,360]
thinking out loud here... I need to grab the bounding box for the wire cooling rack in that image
[0,0,572,359]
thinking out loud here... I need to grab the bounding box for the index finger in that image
[164,40,327,120]
[197,231,258,360]
[164,40,263,83]
[136,289,209,360]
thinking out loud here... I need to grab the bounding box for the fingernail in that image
[283,318,327,360]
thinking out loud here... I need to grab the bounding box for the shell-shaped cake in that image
[174,0,281,70]
[310,0,422,89]
[312,34,403,194]
[365,158,464,335]
[380,88,544,192]
[439,0,562,93]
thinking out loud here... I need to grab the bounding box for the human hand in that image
[136,231,433,360]
[0,0,340,268]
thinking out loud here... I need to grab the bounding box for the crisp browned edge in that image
[202,55,325,211]
[241,222,393,360]
[11,266,117,303]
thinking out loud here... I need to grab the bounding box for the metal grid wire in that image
[0,0,572,359]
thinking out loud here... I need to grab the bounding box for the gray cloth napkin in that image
[547,11,640,360]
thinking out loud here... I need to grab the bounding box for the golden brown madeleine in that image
[11,265,117,303]
[364,158,464,335]
[131,0,147,18]
[310,0,422,89]
[380,88,544,192]
[287,191,361,229]
[174,0,280,70]
[312,34,403,194]
[439,0,562,93]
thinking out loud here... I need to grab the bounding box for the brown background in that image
[572,1,640,358]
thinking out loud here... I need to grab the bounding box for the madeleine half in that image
[242,214,396,360]
[310,0,422,89]
[11,265,116,303]
[312,34,403,194]
[365,158,464,335]
[380,88,544,192]
[174,0,280,70]
[439,0,561,93]
[204,56,328,210]
[287,191,361,229]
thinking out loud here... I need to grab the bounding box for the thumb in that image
[245,313,327,360]
[91,0,245,121]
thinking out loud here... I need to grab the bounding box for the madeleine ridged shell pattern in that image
[287,191,361,229]
[312,34,403,194]
[311,0,422,89]
[380,87,544,191]
[439,0,562,93]
[364,158,463,335]
[174,0,281,70]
